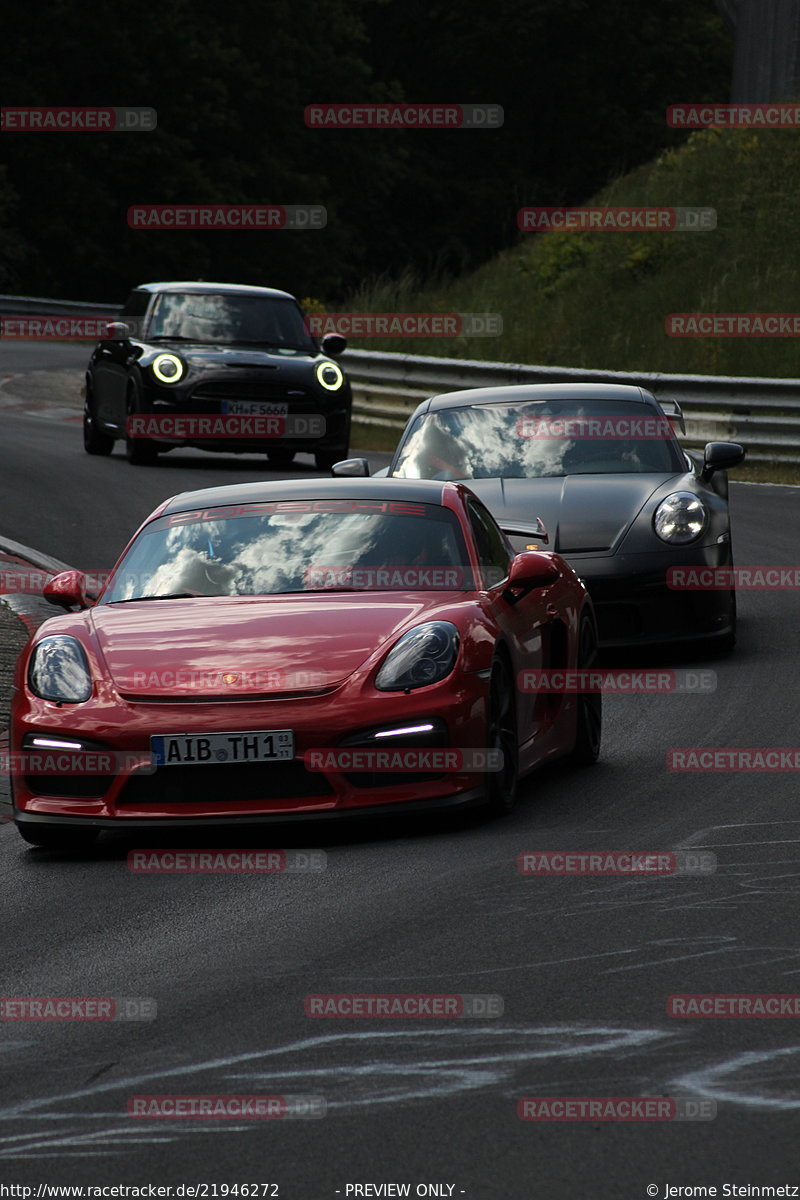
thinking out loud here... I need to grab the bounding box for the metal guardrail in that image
[3,296,800,462]
[342,349,800,463]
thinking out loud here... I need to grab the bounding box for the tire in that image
[314,450,341,472]
[125,382,159,465]
[570,611,602,765]
[16,823,99,850]
[266,450,295,469]
[83,387,114,456]
[483,655,519,816]
[708,589,737,653]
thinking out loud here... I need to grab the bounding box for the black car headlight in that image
[653,492,707,544]
[151,353,185,384]
[315,360,344,391]
[375,621,459,692]
[28,636,93,703]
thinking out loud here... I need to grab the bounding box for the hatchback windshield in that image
[147,292,315,350]
[392,400,684,480]
[101,500,471,600]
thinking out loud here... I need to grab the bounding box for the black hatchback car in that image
[84,281,351,469]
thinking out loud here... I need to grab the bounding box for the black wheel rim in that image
[578,618,602,757]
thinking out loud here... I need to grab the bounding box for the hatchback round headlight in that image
[375,621,459,691]
[152,353,184,384]
[28,636,92,703]
[654,492,707,544]
[316,360,344,391]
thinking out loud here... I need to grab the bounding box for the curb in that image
[0,535,72,576]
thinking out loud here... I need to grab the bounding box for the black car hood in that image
[465,474,673,553]
[153,344,316,368]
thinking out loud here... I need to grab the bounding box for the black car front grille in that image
[117,761,333,805]
[190,381,312,404]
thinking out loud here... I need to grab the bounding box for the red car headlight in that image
[375,621,459,692]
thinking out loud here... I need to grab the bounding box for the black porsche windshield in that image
[392,400,685,480]
[101,500,471,601]
[146,292,315,351]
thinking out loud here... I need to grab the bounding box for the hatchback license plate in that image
[221,400,289,416]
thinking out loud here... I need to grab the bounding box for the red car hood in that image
[89,594,443,699]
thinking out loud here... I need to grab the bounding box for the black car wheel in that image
[83,385,114,456]
[17,823,99,850]
[570,611,602,765]
[484,655,519,816]
[266,450,295,469]
[125,382,159,466]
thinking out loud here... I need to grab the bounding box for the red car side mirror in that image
[43,570,92,610]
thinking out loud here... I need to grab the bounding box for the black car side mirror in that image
[331,458,371,477]
[106,321,131,341]
[702,441,745,479]
[321,333,347,357]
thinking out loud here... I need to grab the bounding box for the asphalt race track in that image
[1,350,800,1195]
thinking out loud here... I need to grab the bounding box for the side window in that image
[466,499,512,588]
[121,290,150,317]
[121,290,151,336]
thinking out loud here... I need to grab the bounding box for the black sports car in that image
[333,383,745,649]
[84,281,351,469]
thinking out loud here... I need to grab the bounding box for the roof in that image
[160,476,451,515]
[426,382,657,411]
[133,281,296,301]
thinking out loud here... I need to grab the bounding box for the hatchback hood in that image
[154,344,315,369]
[90,595,438,699]
[465,474,672,552]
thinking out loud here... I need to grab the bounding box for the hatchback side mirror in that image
[106,321,131,341]
[321,333,347,357]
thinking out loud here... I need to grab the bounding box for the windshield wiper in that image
[109,591,219,603]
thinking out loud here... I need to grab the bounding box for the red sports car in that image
[11,478,600,848]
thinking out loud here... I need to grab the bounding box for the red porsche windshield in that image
[392,399,685,480]
[101,500,471,601]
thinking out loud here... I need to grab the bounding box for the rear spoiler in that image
[657,398,685,435]
[500,517,549,547]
